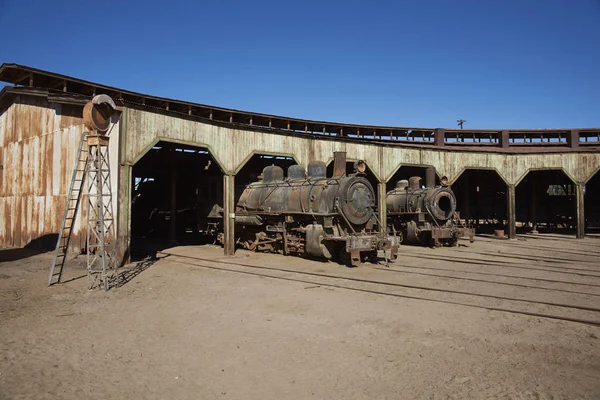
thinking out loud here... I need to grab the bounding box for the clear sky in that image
[1,0,599,129]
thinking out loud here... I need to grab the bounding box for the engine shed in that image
[1,63,600,264]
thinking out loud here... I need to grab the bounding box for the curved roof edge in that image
[1,62,599,153]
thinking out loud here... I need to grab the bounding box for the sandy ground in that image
[1,234,599,400]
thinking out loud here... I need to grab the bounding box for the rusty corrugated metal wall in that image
[0,96,87,250]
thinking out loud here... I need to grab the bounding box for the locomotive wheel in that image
[244,239,257,251]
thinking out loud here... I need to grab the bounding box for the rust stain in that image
[42,134,52,196]
[0,147,4,195]
[6,101,16,145]
[13,196,21,247]
[0,98,87,248]
[58,130,67,196]
[43,196,53,235]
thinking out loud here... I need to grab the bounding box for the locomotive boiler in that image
[386,167,474,247]
[233,152,400,266]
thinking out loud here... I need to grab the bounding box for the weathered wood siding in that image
[123,108,600,186]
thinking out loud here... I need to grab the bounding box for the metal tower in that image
[48,94,119,290]
[85,133,117,290]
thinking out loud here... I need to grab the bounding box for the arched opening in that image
[585,171,600,235]
[516,169,576,234]
[385,165,440,192]
[130,141,224,256]
[451,169,508,234]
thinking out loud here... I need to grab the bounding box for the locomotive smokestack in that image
[333,151,347,177]
[425,167,436,189]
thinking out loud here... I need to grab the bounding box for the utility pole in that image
[457,119,467,129]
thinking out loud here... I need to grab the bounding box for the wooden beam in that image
[223,174,235,255]
[576,183,585,238]
[507,185,516,239]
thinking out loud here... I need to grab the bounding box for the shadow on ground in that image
[0,234,58,262]
[116,253,170,288]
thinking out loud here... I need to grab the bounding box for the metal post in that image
[507,184,516,239]
[463,173,470,225]
[568,130,580,148]
[378,182,387,233]
[434,129,445,146]
[223,174,235,255]
[530,177,538,234]
[576,183,585,239]
[500,130,510,148]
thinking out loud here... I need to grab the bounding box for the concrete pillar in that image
[378,182,387,233]
[576,183,585,239]
[169,160,178,245]
[507,185,516,239]
[530,177,538,234]
[223,174,236,255]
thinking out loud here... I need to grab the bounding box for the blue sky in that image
[1,0,599,129]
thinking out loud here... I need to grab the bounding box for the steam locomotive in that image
[386,167,474,247]
[232,152,400,266]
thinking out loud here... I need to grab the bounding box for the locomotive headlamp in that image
[440,176,449,186]
[354,160,367,174]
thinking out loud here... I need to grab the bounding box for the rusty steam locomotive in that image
[386,167,474,247]
[231,152,400,266]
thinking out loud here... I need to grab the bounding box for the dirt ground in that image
[1,234,599,400]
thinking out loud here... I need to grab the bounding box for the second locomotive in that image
[386,167,475,247]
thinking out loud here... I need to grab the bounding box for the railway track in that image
[493,241,600,257]
[394,252,600,277]
[373,266,600,297]
[454,248,600,266]
[156,251,600,327]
